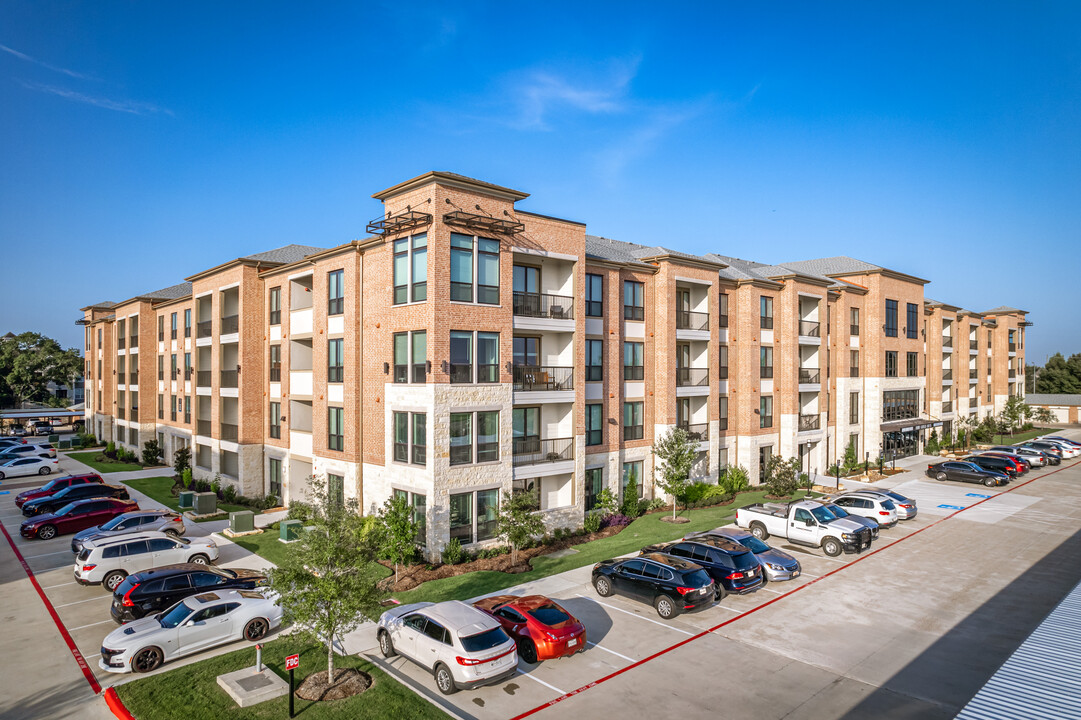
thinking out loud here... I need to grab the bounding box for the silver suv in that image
[75,531,219,591]
[71,510,186,553]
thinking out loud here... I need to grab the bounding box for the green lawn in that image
[115,636,451,720]
[67,450,145,474]
[231,522,295,567]
[121,476,250,521]
[988,427,1054,445]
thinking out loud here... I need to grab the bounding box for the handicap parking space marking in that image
[586,641,635,663]
[574,595,694,636]
[0,491,9,495]
[965,493,991,498]
[938,504,966,510]
[516,668,565,695]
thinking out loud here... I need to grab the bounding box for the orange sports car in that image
[472,594,587,663]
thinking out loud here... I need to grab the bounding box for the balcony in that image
[969,340,979,350]
[798,368,820,384]
[942,401,953,413]
[221,315,239,335]
[799,414,820,431]
[197,320,213,339]
[676,368,710,387]
[943,369,952,380]
[220,423,238,442]
[196,370,212,387]
[799,320,821,337]
[760,366,774,379]
[513,366,574,391]
[512,436,574,467]
[678,423,709,443]
[943,336,953,349]
[512,292,574,320]
[220,370,238,388]
[197,419,211,436]
[676,311,709,331]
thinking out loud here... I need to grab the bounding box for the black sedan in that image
[641,538,763,600]
[21,483,130,516]
[926,461,1009,486]
[592,552,714,619]
[111,563,269,623]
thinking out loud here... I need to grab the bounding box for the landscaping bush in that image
[222,484,238,505]
[265,493,279,509]
[104,442,116,459]
[172,446,191,477]
[77,433,98,449]
[764,456,801,497]
[583,512,602,534]
[620,477,641,518]
[719,465,751,495]
[142,439,162,466]
[925,430,941,455]
[442,538,465,565]
[287,501,314,524]
[601,513,632,529]
[596,488,619,518]
[182,468,193,490]
[648,498,667,511]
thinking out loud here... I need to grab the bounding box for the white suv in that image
[830,492,899,528]
[75,531,219,592]
[377,600,517,695]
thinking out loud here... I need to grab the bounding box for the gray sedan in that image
[687,526,801,582]
[71,510,186,553]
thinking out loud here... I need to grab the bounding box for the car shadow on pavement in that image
[839,523,1081,719]
[557,596,616,644]
[0,676,101,720]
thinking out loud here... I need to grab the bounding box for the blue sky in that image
[1,2,1078,364]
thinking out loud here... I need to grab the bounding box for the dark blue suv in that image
[642,537,763,600]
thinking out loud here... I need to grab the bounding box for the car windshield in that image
[885,492,907,502]
[459,627,509,653]
[54,503,78,517]
[158,602,195,629]
[824,504,848,518]
[528,604,571,626]
[38,478,59,492]
[809,506,835,523]
[100,515,128,531]
[739,535,771,553]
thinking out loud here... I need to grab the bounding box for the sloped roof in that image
[584,235,656,268]
[242,244,326,264]
[777,256,884,276]
[1025,394,1081,406]
[138,282,192,301]
[981,305,1028,315]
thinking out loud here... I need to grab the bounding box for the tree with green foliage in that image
[1031,406,1056,424]
[1001,395,1027,436]
[141,439,162,466]
[652,426,697,519]
[172,446,190,477]
[1034,353,1081,394]
[764,456,801,497]
[268,475,382,685]
[377,494,416,585]
[0,332,83,407]
[925,430,940,455]
[498,490,545,566]
[955,415,975,450]
[595,488,618,517]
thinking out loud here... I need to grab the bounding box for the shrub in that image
[442,538,465,565]
[648,498,667,511]
[925,430,940,455]
[719,465,751,495]
[182,468,193,490]
[620,477,640,518]
[265,493,279,509]
[172,446,191,477]
[211,475,222,498]
[765,456,801,497]
[596,488,619,518]
[601,513,632,529]
[583,513,603,534]
[141,439,162,466]
[222,484,238,504]
[104,442,116,459]
[78,433,98,448]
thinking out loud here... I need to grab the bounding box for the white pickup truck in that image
[735,500,873,557]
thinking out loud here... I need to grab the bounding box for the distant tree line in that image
[0,332,83,408]
[1027,353,1081,394]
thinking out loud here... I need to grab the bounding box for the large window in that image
[850,307,859,336]
[393,233,427,305]
[621,461,643,502]
[624,342,644,380]
[450,411,499,465]
[907,351,919,377]
[585,468,604,512]
[586,340,603,381]
[170,312,178,340]
[328,407,344,451]
[327,270,344,316]
[449,489,499,545]
[760,296,774,329]
[760,346,773,379]
[906,303,918,339]
[450,233,499,304]
[327,339,343,383]
[885,299,898,337]
[586,404,602,446]
[269,402,281,439]
[270,345,281,382]
[885,350,898,378]
[269,287,281,325]
[623,281,644,320]
[585,273,603,316]
[623,402,643,440]
[883,390,920,421]
[719,395,728,430]
[849,393,859,424]
[449,492,473,544]
[760,396,773,428]
[393,331,427,384]
[184,309,192,338]
[850,349,859,378]
[268,458,282,498]
[393,412,426,466]
[449,331,498,383]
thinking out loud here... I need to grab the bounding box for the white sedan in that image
[0,456,58,479]
[99,589,283,673]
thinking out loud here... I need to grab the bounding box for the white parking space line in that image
[713,603,743,612]
[586,641,635,662]
[55,595,111,609]
[68,619,114,632]
[795,572,818,579]
[757,587,784,595]
[0,514,26,520]
[516,668,565,695]
[43,581,78,590]
[24,549,75,559]
[35,563,75,573]
[575,595,694,636]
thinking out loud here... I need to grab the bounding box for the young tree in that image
[1031,406,1056,424]
[497,490,545,566]
[955,415,975,450]
[652,426,697,520]
[269,475,382,685]
[377,494,416,585]
[764,456,801,497]
[1001,394,1027,436]
[172,446,191,477]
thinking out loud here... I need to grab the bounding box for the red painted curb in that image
[104,687,136,720]
[508,458,1078,720]
[0,520,102,694]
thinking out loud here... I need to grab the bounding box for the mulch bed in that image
[295,668,372,701]
[378,525,625,593]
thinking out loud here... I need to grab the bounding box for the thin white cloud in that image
[593,98,713,185]
[19,80,172,116]
[507,58,640,130]
[0,43,94,80]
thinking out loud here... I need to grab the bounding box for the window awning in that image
[879,416,944,433]
[365,209,433,238]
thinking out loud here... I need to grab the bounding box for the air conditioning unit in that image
[193,491,217,515]
[178,491,195,509]
[230,510,255,533]
[280,519,302,542]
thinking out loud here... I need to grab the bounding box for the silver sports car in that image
[99,588,283,674]
[689,526,802,582]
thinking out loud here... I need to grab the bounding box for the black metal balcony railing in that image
[799,320,820,337]
[799,368,820,384]
[220,423,238,442]
[128,372,138,386]
[969,369,978,379]
[197,320,213,339]
[850,324,859,336]
[197,370,212,387]
[969,340,979,350]
[624,365,644,381]
[943,369,952,380]
[624,305,644,321]
[220,370,238,388]
[623,425,644,441]
[676,368,710,387]
[117,337,126,349]
[678,423,709,443]
[799,414,820,431]
[718,314,729,328]
[585,365,602,382]
[718,366,728,380]
[942,401,953,413]
[269,367,281,382]
[513,365,574,391]
[717,418,728,431]
[513,292,575,320]
[117,408,125,420]
[943,336,953,348]
[760,366,774,379]
[197,419,212,436]
[170,329,178,340]
[850,366,860,378]
[676,311,709,331]
[512,436,574,467]
[1009,343,1017,352]
[220,315,239,335]
[449,363,472,384]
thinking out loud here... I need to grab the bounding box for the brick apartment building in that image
[79,171,1029,555]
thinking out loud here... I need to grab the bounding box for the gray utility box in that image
[230,510,255,533]
[280,519,302,542]
[193,492,218,515]
[178,491,195,509]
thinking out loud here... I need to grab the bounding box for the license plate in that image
[747,569,755,577]
[567,637,578,647]
[792,570,800,577]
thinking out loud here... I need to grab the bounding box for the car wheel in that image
[189,554,210,565]
[132,646,164,673]
[103,571,127,592]
[378,630,395,658]
[984,478,996,487]
[163,528,180,537]
[518,638,538,664]
[749,522,769,541]
[822,537,842,557]
[38,466,51,475]
[936,472,947,481]
[37,524,56,540]
[0,472,5,480]
[593,576,614,597]
[243,618,269,641]
[654,595,678,619]
[434,663,458,695]
[715,583,728,602]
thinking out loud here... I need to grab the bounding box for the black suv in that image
[111,563,269,623]
[592,552,715,619]
[21,483,130,516]
[642,538,763,599]
[962,454,1019,478]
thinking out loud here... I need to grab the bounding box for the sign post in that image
[285,654,299,718]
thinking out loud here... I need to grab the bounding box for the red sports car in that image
[472,594,586,663]
[15,473,104,508]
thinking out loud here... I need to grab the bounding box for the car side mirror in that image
[183,620,196,627]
